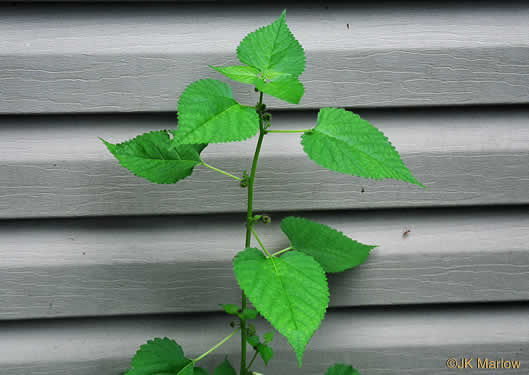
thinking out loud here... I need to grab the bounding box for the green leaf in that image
[233,248,329,366]
[247,334,260,347]
[209,65,260,85]
[256,344,274,366]
[280,216,376,273]
[194,367,209,375]
[301,108,424,187]
[241,308,259,320]
[173,79,259,145]
[124,337,190,375]
[220,304,239,315]
[101,131,206,184]
[325,364,361,375]
[263,332,274,343]
[213,357,237,375]
[254,77,304,104]
[237,10,305,78]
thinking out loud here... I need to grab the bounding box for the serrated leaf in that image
[254,77,304,104]
[256,344,274,366]
[247,334,260,347]
[263,332,274,343]
[209,65,260,85]
[302,108,424,187]
[101,131,206,184]
[237,10,305,78]
[233,248,329,366]
[173,79,259,145]
[241,308,259,320]
[280,216,376,273]
[124,337,190,375]
[213,357,237,375]
[194,367,209,375]
[220,304,239,315]
[325,364,361,375]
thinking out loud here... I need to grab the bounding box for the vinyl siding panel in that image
[1,208,528,320]
[1,3,529,113]
[1,305,527,374]
[1,107,528,219]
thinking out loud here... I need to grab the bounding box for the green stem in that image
[192,328,240,363]
[201,161,242,181]
[250,226,273,257]
[241,91,265,375]
[265,129,312,134]
[271,246,293,257]
[246,350,259,372]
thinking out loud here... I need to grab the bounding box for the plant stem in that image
[271,246,293,257]
[201,161,242,181]
[246,350,259,372]
[241,91,266,375]
[192,327,240,362]
[265,129,312,134]
[250,226,273,257]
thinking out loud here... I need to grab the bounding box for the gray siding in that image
[0,1,527,374]
[1,3,529,113]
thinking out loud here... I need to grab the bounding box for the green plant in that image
[102,10,424,375]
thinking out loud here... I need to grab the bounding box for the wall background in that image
[1,1,528,374]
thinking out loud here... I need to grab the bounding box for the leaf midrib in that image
[268,256,299,331]
[178,103,246,142]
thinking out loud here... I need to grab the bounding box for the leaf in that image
[256,343,274,366]
[173,79,259,145]
[209,65,260,84]
[233,248,329,366]
[280,216,376,273]
[220,304,239,315]
[237,10,305,78]
[194,367,209,375]
[241,308,259,320]
[213,357,237,375]
[247,335,260,347]
[325,364,361,375]
[101,131,206,184]
[263,331,274,343]
[301,108,424,187]
[254,77,304,104]
[124,337,190,375]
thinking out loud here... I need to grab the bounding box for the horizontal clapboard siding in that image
[2,304,528,374]
[1,107,528,219]
[2,1,528,373]
[2,207,528,320]
[1,3,529,113]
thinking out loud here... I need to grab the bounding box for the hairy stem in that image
[265,129,312,134]
[241,91,265,375]
[271,246,293,257]
[250,227,273,257]
[246,350,259,372]
[193,328,241,363]
[201,160,242,181]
